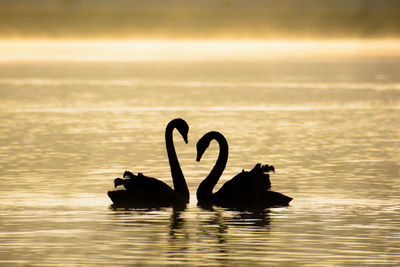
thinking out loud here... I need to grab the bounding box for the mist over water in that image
[0,58,399,265]
[2,0,400,39]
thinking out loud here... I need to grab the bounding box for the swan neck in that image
[197,132,228,203]
[166,122,189,203]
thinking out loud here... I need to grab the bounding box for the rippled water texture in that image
[0,59,399,265]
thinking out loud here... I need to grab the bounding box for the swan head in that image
[174,118,189,144]
[196,131,226,162]
[196,135,210,162]
[114,178,125,188]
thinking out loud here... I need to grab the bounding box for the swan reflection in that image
[198,206,271,229]
[108,205,272,233]
[168,206,187,239]
[107,204,274,266]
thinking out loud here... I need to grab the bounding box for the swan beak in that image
[183,134,188,144]
[196,154,201,162]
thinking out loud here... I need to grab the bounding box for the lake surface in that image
[0,59,399,266]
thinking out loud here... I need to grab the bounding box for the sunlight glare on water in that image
[0,57,399,265]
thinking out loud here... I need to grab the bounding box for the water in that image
[0,59,399,266]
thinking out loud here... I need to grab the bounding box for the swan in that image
[107,118,190,208]
[196,131,292,209]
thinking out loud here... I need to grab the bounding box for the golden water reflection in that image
[0,59,399,265]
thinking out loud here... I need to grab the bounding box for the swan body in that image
[107,118,190,208]
[108,172,185,208]
[211,164,292,208]
[196,131,292,209]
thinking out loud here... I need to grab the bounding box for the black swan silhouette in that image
[107,118,190,208]
[196,131,292,209]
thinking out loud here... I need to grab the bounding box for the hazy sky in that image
[1,0,400,39]
[1,0,400,10]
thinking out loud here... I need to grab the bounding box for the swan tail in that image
[264,190,293,206]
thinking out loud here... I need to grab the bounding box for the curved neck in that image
[166,122,189,203]
[197,132,229,203]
